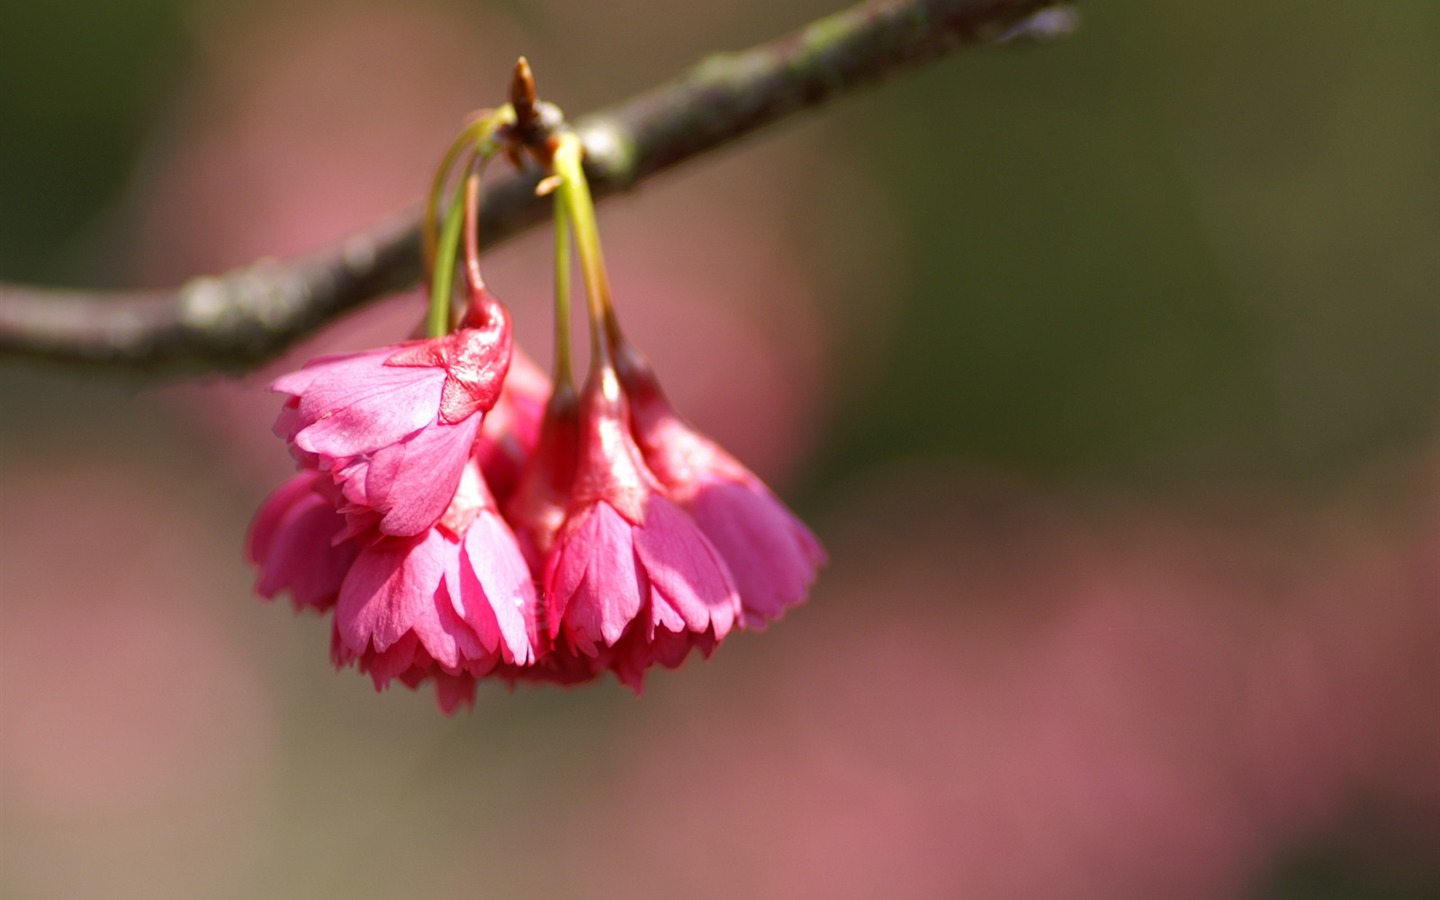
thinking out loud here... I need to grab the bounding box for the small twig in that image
[0,0,1075,373]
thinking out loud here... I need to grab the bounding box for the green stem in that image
[552,193,574,387]
[552,132,614,367]
[427,171,469,339]
[423,107,516,276]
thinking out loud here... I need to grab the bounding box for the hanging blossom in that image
[330,459,539,713]
[250,285,545,711]
[272,289,514,539]
[614,341,826,629]
[541,365,742,690]
[248,63,823,710]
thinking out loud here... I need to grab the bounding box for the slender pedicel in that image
[551,131,615,368]
[427,163,469,339]
[422,108,514,273]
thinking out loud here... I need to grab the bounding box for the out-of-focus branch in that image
[0,0,1076,372]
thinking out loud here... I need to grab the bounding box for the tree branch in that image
[0,0,1076,373]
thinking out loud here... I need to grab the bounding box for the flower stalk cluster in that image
[248,61,824,712]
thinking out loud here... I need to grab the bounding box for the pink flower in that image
[330,459,539,712]
[247,470,360,613]
[504,382,581,576]
[271,292,513,538]
[474,345,550,505]
[542,365,742,690]
[615,343,825,628]
[608,618,720,692]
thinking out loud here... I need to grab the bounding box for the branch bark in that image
[0,0,1075,372]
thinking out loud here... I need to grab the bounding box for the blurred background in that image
[1,1,1437,897]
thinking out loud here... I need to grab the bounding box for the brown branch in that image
[0,0,1076,373]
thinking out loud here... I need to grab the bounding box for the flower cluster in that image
[248,77,823,711]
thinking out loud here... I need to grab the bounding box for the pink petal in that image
[610,625,718,694]
[443,531,500,657]
[458,511,539,665]
[386,305,514,423]
[360,631,423,686]
[293,361,446,458]
[420,573,491,672]
[270,347,390,397]
[256,489,359,612]
[634,496,740,640]
[336,531,448,655]
[272,403,312,466]
[247,472,317,564]
[358,413,483,537]
[688,480,825,627]
[432,672,478,714]
[545,503,645,652]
